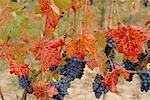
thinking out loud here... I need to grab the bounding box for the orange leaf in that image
[33,81,58,99]
[107,25,147,60]
[66,34,97,59]
[39,0,51,15]
[39,0,60,38]
[66,39,88,59]
[45,10,60,38]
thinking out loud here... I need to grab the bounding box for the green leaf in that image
[54,0,72,10]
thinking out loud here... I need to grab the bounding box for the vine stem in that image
[84,0,88,18]
[73,11,77,34]
[103,94,106,100]
[21,90,27,100]
[0,86,4,100]
[108,0,114,28]
[114,0,121,26]
[21,69,41,100]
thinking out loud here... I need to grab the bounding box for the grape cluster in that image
[105,60,113,72]
[11,0,17,2]
[147,40,150,49]
[105,39,115,56]
[105,39,116,62]
[138,52,148,61]
[105,39,116,72]
[62,51,67,58]
[92,74,109,98]
[124,60,136,82]
[49,65,58,71]
[18,76,31,88]
[51,78,70,100]
[60,57,86,82]
[138,71,150,92]
[144,0,150,7]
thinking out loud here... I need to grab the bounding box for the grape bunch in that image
[62,51,67,58]
[105,38,116,71]
[18,76,31,88]
[105,60,113,72]
[92,74,109,98]
[139,53,148,61]
[60,57,86,82]
[11,0,17,2]
[105,39,115,56]
[124,60,136,82]
[147,40,150,49]
[144,0,150,7]
[49,65,58,71]
[51,78,70,100]
[105,39,116,62]
[138,71,150,92]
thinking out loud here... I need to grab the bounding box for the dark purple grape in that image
[147,40,150,49]
[51,78,70,100]
[124,60,136,82]
[49,65,58,71]
[11,0,17,2]
[18,76,31,88]
[62,51,67,58]
[105,38,116,64]
[60,57,86,82]
[138,52,148,61]
[138,71,150,92]
[92,74,109,98]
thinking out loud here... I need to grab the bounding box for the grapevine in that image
[0,0,150,100]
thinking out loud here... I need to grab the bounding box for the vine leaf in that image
[103,64,130,92]
[72,0,86,12]
[0,43,28,64]
[29,38,64,72]
[54,0,72,10]
[6,57,29,77]
[107,25,147,60]
[86,57,98,70]
[95,31,107,48]
[0,7,13,38]
[39,0,60,38]
[66,33,97,59]
[33,81,58,99]
[39,0,51,15]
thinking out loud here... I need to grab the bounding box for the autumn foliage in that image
[0,0,150,100]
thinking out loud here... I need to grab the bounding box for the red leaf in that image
[72,0,83,12]
[33,81,58,99]
[40,47,60,72]
[29,38,64,72]
[107,25,147,60]
[87,58,98,70]
[6,57,29,77]
[103,65,130,92]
